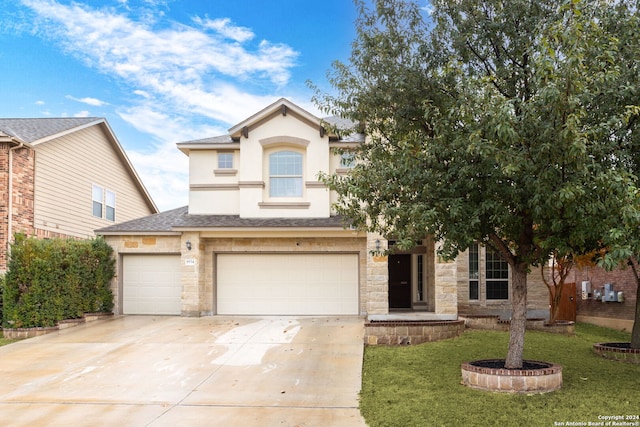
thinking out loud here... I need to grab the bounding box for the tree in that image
[314,0,640,368]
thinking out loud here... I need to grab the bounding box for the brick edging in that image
[3,312,114,339]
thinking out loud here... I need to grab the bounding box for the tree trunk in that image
[505,263,528,369]
[632,277,640,349]
[549,283,564,325]
[626,257,639,349]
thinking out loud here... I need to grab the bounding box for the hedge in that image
[2,234,114,328]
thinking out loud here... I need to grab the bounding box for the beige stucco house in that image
[97,99,549,319]
[0,117,157,272]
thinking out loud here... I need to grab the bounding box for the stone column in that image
[366,233,389,315]
[181,232,203,317]
[434,241,458,317]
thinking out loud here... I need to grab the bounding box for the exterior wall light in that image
[186,240,192,251]
[375,239,381,252]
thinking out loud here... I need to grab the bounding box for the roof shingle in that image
[96,206,352,234]
[0,118,100,143]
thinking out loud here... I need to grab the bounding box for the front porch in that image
[366,234,458,318]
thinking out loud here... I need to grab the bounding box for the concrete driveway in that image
[0,316,366,427]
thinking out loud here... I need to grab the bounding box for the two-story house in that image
[97,99,550,320]
[0,117,157,272]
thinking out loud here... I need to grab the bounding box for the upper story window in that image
[269,150,303,197]
[92,184,116,221]
[105,190,116,221]
[218,152,233,169]
[340,152,355,168]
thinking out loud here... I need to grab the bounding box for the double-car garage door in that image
[122,253,359,316]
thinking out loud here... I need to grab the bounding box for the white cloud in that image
[19,0,302,211]
[35,100,45,105]
[193,16,254,43]
[66,95,108,106]
[73,110,91,117]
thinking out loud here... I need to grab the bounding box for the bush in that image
[2,234,115,328]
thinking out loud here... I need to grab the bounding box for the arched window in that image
[269,151,303,197]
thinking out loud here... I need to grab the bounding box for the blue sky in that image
[0,0,366,211]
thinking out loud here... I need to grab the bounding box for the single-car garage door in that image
[216,253,359,315]
[122,254,182,315]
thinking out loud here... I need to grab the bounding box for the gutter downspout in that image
[7,140,24,253]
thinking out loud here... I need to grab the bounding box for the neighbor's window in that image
[269,151,303,197]
[486,246,509,299]
[340,152,355,168]
[92,184,116,221]
[105,190,116,221]
[218,152,233,169]
[92,185,104,218]
[468,243,479,300]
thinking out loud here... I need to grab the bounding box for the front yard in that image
[360,323,639,427]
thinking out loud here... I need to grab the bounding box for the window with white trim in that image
[92,184,116,221]
[92,185,103,218]
[269,150,303,197]
[218,152,233,169]
[105,190,116,221]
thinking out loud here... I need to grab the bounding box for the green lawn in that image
[360,323,639,427]
[0,337,19,347]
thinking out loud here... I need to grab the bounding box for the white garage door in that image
[123,255,182,315]
[217,253,359,315]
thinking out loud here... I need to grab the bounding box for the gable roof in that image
[0,117,100,144]
[0,117,158,214]
[96,206,353,234]
[176,98,364,154]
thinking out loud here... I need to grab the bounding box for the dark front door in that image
[388,254,412,309]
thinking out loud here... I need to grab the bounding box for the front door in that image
[388,254,412,309]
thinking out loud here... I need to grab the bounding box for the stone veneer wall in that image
[102,235,182,315]
[366,233,389,315]
[456,248,549,317]
[365,320,465,345]
[434,241,458,316]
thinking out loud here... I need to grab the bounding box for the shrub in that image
[2,234,115,328]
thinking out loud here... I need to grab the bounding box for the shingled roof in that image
[0,117,101,143]
[96,206,353,234]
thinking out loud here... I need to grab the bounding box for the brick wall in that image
[0,144,35,271]
[573,265,636,322]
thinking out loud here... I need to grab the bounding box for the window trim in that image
[467,243,510,302]
[92,184,116,222]
[217,152,234,169]
[268,150,304,198]
[92,184,103,219]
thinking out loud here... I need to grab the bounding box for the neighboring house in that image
[572,265,636,331]
[97,98,549,319]
[0,117,158,272]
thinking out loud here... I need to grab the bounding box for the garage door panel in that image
[217,253,358,315]
[123,255,181,315]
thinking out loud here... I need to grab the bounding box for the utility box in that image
[603,283,618,302]
[581,281,591,299]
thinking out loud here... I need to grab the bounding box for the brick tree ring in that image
[461,359,563,394]
[593,343,640,364]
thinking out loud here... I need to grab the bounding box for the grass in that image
[0,337,19,346]
[360,323,639,427]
